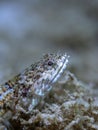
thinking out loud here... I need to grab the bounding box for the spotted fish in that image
[0,53,69,129]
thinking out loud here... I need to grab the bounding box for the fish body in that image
[0,53,69,118]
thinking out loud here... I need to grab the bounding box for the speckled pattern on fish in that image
[0,53,69,119]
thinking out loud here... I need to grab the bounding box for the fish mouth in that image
[49,54,69,84]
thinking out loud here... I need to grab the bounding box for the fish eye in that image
[48,60,54,66]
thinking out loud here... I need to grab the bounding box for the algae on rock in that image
[9,71,98,130]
